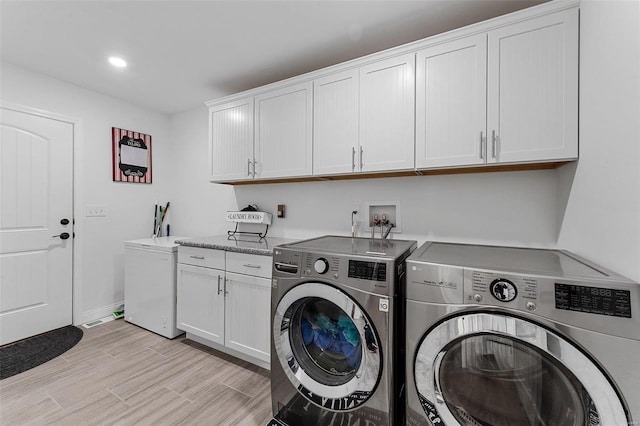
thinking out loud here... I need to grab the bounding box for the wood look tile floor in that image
[0,320,273,425]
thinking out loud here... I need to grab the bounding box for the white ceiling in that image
[1,0,546,115]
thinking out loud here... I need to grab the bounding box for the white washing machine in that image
[405,242,639,426]
[270,236,416,425]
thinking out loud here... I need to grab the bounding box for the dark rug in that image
[0,325,83,380]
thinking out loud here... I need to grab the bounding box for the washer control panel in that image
[466,270,538,311]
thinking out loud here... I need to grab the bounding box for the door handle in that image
[492,130,498,159]
[352,147,356,172]
[217,275,222,295]
[224,277,229,296]
[52,232,70,240]
[359,146,364,170]
[247,158,252,177]
[253,160,257,177]
[480,131,486,160]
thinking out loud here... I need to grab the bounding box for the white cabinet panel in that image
[416,34,488,168]
[177,263,225,345]
[224,272,271,363]
[255,82,313,178]
[209,97,254,181]
[360,53,415,172]
[313,69,360,175]
[487,8,578,163]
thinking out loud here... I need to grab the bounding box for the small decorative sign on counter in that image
[226,211,272,225]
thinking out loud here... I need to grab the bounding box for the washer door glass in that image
[273,282,382,411]
[438,334,588,425]
[414,313,629,426]
[291,297,364,385]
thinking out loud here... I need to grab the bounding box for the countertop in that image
[174,235,299,256]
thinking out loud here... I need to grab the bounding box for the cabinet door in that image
[255,82,313,179]
[360,53,415,172]
[313,69,360,175]
[224,271,271,363]
[487,8,578,163]
[416,34,488,168]
[209,97,255,181]
[176,263,225,345]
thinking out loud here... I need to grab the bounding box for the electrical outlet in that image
[86,204,107,217]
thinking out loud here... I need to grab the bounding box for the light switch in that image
[86,204,107,217]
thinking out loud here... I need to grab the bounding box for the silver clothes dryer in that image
[405,242,639,426]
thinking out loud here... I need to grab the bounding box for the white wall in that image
[167,108,236,237]
[557,0,640,282]
[232,171,560,248]
[1,62,173,324]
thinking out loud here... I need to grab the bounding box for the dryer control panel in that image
[465,270,539,312]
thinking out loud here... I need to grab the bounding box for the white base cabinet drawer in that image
[226,251,272,278]
[178,246,225,269]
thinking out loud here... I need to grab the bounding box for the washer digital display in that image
[348,260,386,281]
[555,283,632,318]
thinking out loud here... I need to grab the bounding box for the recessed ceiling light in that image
[108,57,127,68]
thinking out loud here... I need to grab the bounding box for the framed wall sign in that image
[112,127,152,183]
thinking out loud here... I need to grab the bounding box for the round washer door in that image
[414,312,629,426]
[273,282,382,411]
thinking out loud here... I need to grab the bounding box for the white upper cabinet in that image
[487,8,578,163]
[207,2,578,182]
[313,69,360,175]
[416,34,488,168]
[209,97,254,181]
[359,54,416,172]
[416,7,578,168]
[254,82,313,179]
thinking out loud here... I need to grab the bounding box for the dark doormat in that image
[0,325,83,380]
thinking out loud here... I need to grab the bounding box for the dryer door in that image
[273,282,382,411]
[414,312,629,426]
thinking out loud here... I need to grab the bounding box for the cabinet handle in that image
[253,160,257,177]
[190,255,205,260]
[360,146,364,170]
[352,147,356,172]
[217,275,222,295]
[243,264,261,269]
[224,277,229,296]
[480,131,485,160]
[247,158,252,177]
[491,130,498,159]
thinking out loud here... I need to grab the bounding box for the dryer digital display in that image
[555,283,632,318]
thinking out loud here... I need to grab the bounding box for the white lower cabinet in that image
[224,272,271,362]
[176,247,272,368]
[176,263,225,345]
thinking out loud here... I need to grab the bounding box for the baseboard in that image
[76,301,124,326]
[186,332,270,370]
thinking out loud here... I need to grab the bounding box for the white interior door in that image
[0,106,74,345]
